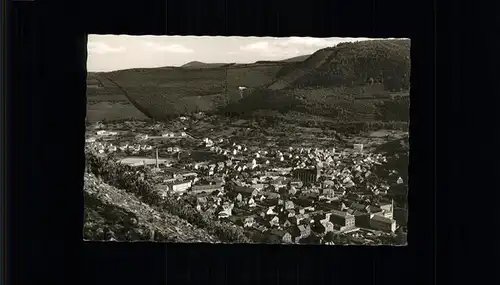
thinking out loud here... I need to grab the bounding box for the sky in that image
[87,35,380,72]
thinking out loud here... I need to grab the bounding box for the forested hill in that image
[270,39,410,91]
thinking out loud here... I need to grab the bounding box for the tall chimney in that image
[155,148,159,168]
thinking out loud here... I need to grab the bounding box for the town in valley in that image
[84,35,410,245]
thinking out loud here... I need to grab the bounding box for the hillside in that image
[87,39,410,121]
[86,72,149,122]
[84,172,219,242]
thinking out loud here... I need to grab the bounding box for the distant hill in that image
[254,55,310,64]
[181,61,231,69]
[280,54,310,62]
[87,39,410,122]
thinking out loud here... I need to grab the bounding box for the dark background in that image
[6,0,487,284]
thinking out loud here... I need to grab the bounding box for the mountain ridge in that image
[86,39,410,122]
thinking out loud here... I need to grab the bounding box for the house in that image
[243,215,256,228]
[367,206,383,215]
[294,213,310,224]
[310,211,326,222]
[179,172,198,180]
[320,200,347,211]
[267,229,293,244]
[283,219,293,228]
[218,202,234,219]
[232,186,258,197]
[303,206,316,213]
[266,206,278,216]
[284,200,295,210]
[328,210,356,230]
[353,144,364,152]
[235,193,243,202]
[320,219,335,233]
[196,195,208,205]
[270,177,289,190]
[162,132,176,138]
[269,216,280,227]
[322,180,335,189]
[289,178,303,188]
[293,167,320,184]
[248,197,257,207]
[348,201,369,212]
[369,214,397,233]
[321,188,335,198]
[191,183,223,194]
[286,210,296,218]
[167,180,192,193]
[377,200,394,219]
[136,134,149,140]
[289,224,312,243]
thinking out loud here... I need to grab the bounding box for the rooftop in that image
[371,214,395,224]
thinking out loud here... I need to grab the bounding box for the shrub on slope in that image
[84,173,219,242]
[85,152,252,243]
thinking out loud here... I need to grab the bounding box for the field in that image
[86,102,148,122]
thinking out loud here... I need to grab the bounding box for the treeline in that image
[85,152,252,243]
[240,110,409,133]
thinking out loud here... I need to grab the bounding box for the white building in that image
[353,144,364,152]
[397,177,404,184]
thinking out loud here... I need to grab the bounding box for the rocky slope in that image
[84,173,219,243]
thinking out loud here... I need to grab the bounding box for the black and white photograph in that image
[84,35,410,245]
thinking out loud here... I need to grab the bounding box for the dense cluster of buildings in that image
[86,119,408,244]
